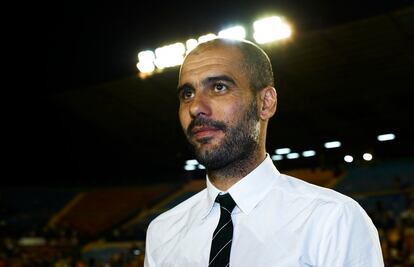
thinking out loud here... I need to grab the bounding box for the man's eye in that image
[214,83,227,92]
[181,88,194,100]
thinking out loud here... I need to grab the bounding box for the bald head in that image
[183,38,275,93]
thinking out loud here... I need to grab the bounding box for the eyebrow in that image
[177,75,237,94]
[203,75,236,87]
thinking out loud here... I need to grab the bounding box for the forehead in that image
[179,45,245,85]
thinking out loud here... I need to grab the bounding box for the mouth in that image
[191,126,221,140]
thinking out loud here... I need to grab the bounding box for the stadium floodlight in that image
[184,165,197,171]
[136,61,155,73]
[344,155,353,163]
[136,50,156,73]
[218,25,246,40]
[286,152,299,159]
[363,153,373,161]
[186,159,199,165]
[186,39,199,54]
[271,155,283,161]
[275,148,291,155]
[198,33,217,44]
[138,50,155,62]
[253,16,291,44]
[154,42,186,69]
[324,141,341,149]
[377,133,395,142]
[302,150,316,157]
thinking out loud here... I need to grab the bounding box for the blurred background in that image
[3,0,414,266]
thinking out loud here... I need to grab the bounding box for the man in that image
[144,38,384,266]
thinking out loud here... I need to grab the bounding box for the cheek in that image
[178,106,190,129]
[215,100,244,124]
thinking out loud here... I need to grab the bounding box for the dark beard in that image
[186,100,259,171]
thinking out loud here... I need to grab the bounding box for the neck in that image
[207,149,266,191]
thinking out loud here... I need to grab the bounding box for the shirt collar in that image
[202,176,222,219]
[202,154,279,218]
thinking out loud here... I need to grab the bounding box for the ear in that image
[258,86,277,120]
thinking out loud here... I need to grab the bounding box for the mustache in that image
[186,117,227,137]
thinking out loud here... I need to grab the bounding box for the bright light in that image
[271,155,283,161]
[154,42,186,69]
[377,133,396,141]
[137,15,293,76]
[137,50,156,73]
[275,148,291,155]
[344,155,354,163]
[198,33,217,44]
[363,153,373,161]
[253,16,291,44]
[324,141,341,149]
[302,150,316,157]
[136,61,155,73]
[184,165,196,171]
[186,159,198,165]
[286,153,299,159]
[138,50,155,62]
[344,155,353,163]
[218,25,246,40]
[186,39,198,54]
[198,164,206,170]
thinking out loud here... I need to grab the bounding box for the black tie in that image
[209,193,237,267]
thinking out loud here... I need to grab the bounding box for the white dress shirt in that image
[144,155,384,267]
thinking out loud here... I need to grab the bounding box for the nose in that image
[189,92,212,118]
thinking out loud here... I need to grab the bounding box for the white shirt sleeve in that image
[316,201,384,267]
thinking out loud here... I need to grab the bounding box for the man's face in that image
[178,45,260,170]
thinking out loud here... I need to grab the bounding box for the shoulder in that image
[276,172,378,229]
[274,173,373,227]
[277,173,355,205]
[276,175,383,265]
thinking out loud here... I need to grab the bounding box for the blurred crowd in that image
[371,197,414,267]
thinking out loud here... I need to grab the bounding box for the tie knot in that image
[216,193,236,212]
